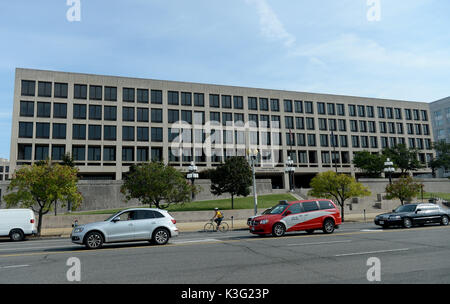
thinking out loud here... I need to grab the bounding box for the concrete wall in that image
[0,179,274,212]
[298,178,450,212]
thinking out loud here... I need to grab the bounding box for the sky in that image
[0,0,449,159]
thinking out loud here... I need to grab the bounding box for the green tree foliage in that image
[382,144,423,175]
[430,141,450,177]
[352,151,386,177]
[3,160,82,235]
[308,171,371,222]
[120,162,197,209]
[209,156,252,209]
[385,175,423,205]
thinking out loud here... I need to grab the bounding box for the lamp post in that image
[285,156,295,192]
[187,161,199,200]
[384,158,395,185]
[247,148,259,216]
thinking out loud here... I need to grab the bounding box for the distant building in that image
[430,97,450,177]
[10,68,435,189]
[0,158,9,181]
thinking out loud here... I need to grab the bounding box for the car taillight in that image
[171,219,176,224]
[30,219,35,224]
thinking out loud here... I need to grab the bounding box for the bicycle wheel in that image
[218,222,229,233]
[204,222,215,232]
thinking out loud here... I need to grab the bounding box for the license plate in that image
[379,221,384,225]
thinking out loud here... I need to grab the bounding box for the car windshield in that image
[394,205,417,213]
[262,208,273,215]
[268,204,288,214]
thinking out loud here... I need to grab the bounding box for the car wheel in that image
[153,228,170,245]
[403,218,413,229]
[272,223,286,237]
[84,231,104,249]
[322,219,335,234]
[10,229,24,242]
[441,215,449,226]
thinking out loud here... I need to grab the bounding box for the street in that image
[0,222,450,284]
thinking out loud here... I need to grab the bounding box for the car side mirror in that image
[416,209,422,213]
[112,217,120,222]
[284,210,292,216]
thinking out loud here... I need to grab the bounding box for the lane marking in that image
[0,245,78,252]
[171,238,220,244]
[334,248,410,257]
[360,229,383,232]
[287,240,352,246]
[0,264,30,269]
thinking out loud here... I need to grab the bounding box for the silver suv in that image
[71,208,179,249]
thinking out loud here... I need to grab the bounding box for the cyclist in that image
[211,207,224,231]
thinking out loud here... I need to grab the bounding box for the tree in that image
[3,160,82,235]
[308,171,371,222]
[209,156,252,209]
[385,175,423,205]
[352,151,386,177]
[120,161,197,209]
[430,141,450,177]
[382,144,423,175]
[61,153,76,213]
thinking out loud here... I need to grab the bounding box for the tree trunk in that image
[340,202,345,223]
[231,194,234,209]
[37,210,43,236]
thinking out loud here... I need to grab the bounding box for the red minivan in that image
[248,200,342,237]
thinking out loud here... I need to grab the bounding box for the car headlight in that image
[73,227,84,233]
[260,220,269,225]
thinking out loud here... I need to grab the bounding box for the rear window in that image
[302,201,319,212]
[318,201,335,210]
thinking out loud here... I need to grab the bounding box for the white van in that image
[0,209,37,241]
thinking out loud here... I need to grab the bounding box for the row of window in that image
[18,122,163,142]
[17,143,434,166]
[18,120,432,151]
[20,80,428,120]
[19,101,432,136]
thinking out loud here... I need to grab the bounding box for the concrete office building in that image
[430,97,450,177]
[10,68,435,189]
[0,158,9,181]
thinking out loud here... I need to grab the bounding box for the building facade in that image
[0,158,9,181]
[11,68,435,189]
[430,97,450,177]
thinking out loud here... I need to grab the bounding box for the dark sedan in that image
[374,203,450,229]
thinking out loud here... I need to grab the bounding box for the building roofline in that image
[15,67,429,105]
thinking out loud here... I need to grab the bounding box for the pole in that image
[252,156,258,216]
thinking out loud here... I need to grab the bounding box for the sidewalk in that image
[39,213,381,238]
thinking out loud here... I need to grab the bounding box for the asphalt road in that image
[1,222,450,284]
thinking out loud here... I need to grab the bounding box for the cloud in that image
[245,0,296,48]
[291,33,450,70]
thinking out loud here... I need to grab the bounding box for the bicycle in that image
[204,219,230,232]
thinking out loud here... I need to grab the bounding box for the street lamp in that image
[285,156,295,192]
[247,148,259,216]
[187,161,199,200]
[384,158,395,185]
